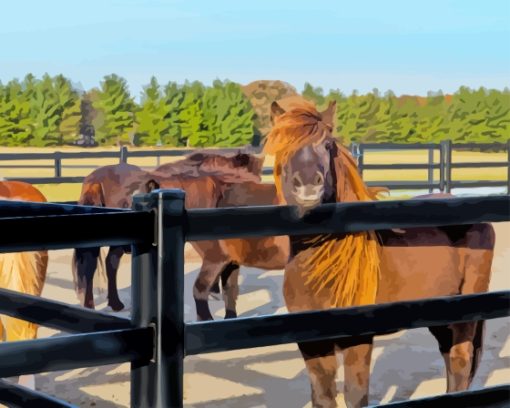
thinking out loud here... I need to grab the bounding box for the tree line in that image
[303,84,510,144]
[0,74,508,147]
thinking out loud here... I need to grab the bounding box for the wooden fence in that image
[0,194,509,407]
[1,141,509,193]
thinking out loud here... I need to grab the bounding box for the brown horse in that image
[0,181,49,389]
[191,181,290,320]
[72,152,264,311]
[263,97,496,407]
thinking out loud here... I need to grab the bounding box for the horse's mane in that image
[264,102,381,308]
[154,151,263,184]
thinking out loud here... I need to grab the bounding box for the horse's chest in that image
[288,234,339,260]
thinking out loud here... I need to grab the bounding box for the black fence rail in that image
[0,194,509,407]
[1,141,509,193]
[352,140,510,193]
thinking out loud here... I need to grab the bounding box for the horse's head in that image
[266,99,338,217]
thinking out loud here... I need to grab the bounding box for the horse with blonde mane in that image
[264,97,495,407]
[73,151,264,311]
[0,181,49,390]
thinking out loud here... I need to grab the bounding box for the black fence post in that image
[357,143,364,177]
[507,139,510,195]
[440,140,452,193]
[120,146,129,163]
[428,147,434,193]
[153,189,186,408]
[131,194,158,407]
[54,152,62,178]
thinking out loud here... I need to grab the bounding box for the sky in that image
[1,0,509,98]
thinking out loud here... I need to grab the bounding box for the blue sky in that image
[1,0,509,98]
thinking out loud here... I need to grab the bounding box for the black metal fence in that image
[352,140,510,193]
[2,141,509,193]
[0,193,509,407]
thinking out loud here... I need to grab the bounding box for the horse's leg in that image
[105,245,126,311]
[221,262,240,319]
[428,325,454,390]
[209,275,222,301]
[298,341,338,408]
[73,247,100,309]
[3,318,38,389]
[339,336,374,408]
[194,259,230,321]
[446,225,495,391]
[445,321,483,392]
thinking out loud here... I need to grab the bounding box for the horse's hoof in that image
[109,299,125,312]
[225,310,237,319]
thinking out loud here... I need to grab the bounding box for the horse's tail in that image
[0,250,48,341]
[368,186,390,199]
[79,181,106,207]
[95,248,107,294]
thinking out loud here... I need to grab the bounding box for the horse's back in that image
[80,163,146,208]
[376,223,495,303]
[0,181,47,202]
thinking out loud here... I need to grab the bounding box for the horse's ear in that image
[321,100,337,129]
[270,101,286,121]
[145,179,160,192]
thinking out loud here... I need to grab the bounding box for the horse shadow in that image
[36,363,130,408]
[368,317,510,405]
[35,252,509,407]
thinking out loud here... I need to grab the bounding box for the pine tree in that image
[134,77,172,146]
[161,82,185,146]
[178,81,204,147]
[0,79,32,146]
[55,75,82,145]
[92,74,136,145]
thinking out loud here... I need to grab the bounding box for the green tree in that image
[0,79,32,146]
[161,81,185,146]
[193,80,254,147]
[134,77,172,146]
[302,82,326,107]
[92,74,136,145]
[55,75,82,145]
[178,81,205,147]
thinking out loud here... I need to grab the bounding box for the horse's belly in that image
[376,246,463,304]
[222,236,289,270]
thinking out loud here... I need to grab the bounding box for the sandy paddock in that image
[3,222,509,407]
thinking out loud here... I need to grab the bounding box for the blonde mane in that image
[264,102,381,308]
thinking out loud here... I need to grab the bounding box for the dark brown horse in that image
[263,96,496,407]
[72,152,264,311]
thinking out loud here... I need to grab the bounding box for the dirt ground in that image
[8,222,510,407]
